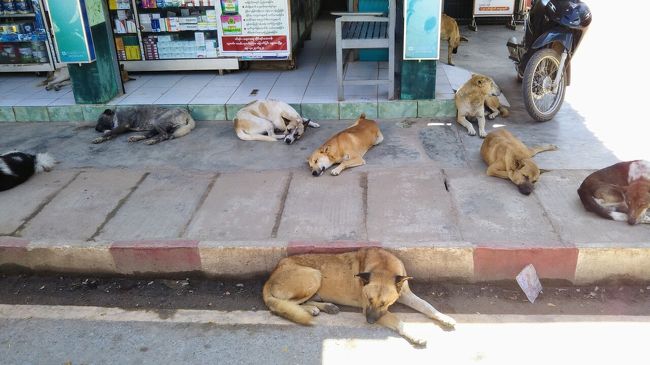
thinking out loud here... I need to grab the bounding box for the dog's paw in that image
[436,314,456,328]
[308,307,320,316]
[321,303,340,314]
[92,137,104,144]
[403,333,427,347]
[479,130,487,138]
[127,136,142,143]
[467,128,477,136]
[487,113,497,120]
[143,139,158,145]
[549,144,559,151]
[330,169,341,176]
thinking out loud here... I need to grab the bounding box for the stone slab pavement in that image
[0,120,649,284]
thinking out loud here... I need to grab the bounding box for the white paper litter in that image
[516,264,543,303]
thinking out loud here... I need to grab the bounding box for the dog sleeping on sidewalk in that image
[263,248,456,346]
[578,160,650,225]
[234,100,320,143]
[92,106,196,145]
[0,151,56,191]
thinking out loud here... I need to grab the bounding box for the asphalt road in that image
[1,275,650,364]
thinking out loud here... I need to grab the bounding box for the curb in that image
[0,100,456,123]
[3,237,650,284]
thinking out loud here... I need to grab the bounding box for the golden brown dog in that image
[440,14,468,66]
[308,113,383,176]
[578,160,650,225]
[455,74,503,138]
[481,129,558,195]
[263,248,456,346]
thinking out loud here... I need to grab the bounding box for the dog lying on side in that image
[39,67,70,91]
[455,74,504,138]
[234,100,319,143]
[263,248,456,346]
[440,14,468,66]
[93,106,196,145]
[0,152,56,192]
[308,113,382,176]
[578,160,650,225]
[481,129,557,195]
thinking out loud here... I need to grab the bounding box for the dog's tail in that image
[498,105,510,118]
[35,153,56,173]
[235,128,279,142]
[577,184,618,220]
[263,281,313,325]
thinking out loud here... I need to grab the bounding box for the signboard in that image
[216,0,291,60]
[47,0,96,63]
[473,0,516,17]
[403,0,442,60]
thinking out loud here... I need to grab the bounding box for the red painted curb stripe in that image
[287,241,382,256]
[0,237,30,266]
[0,237,30,248]
[473,247,579,281]
[110,240,201,273]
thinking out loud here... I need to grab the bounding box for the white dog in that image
[234,100,319,143]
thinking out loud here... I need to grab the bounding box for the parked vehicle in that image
[507,0,591,121]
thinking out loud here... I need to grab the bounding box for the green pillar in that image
[67,0,122,104]
[400,60,436,100]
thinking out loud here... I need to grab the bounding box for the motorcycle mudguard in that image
[531,27,573,51]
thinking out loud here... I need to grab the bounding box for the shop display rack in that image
[107,0,237,71]
[0,0,56,72]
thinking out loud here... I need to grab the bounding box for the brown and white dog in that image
[308,113,383,176]
[481,129,557,195]
[234,100,319,143]
[263,248,455,346]
[578,160,650,225]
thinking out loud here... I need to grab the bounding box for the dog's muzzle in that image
[365,309,383,324]
[312,167,324,177]
[517,182,534,195]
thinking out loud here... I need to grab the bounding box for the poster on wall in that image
[216,0,291,60]
[403,0,442,60]
[473,0,516,17]
[47,0,96,63]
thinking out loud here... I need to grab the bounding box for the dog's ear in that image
[355,272,371,285]
[103,109,114,115]
[322,144,331,153]
[395,275,412,291]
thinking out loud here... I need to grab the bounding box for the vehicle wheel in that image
[522,48,566,122]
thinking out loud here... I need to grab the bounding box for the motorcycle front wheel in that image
[522,48,566,122]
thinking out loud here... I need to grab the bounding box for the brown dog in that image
[308,113,383,176]
[440,14,468,66]
[481,129,558,195]
[263,248,456,346]
[578,160,650,225]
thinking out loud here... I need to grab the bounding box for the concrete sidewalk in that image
[1,120,649,284]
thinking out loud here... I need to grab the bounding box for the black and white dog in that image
[0,152,56,192]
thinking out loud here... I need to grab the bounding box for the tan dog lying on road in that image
[578,160,650,225]
[263,248,456,346]
[308,113,383,176]
[440,14,468,66]
[455,74,504,138]
[481,129,558,195]
[234,100,319,143]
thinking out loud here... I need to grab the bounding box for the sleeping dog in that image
[0,151,56,191]
[234,100,319,143]
[93,106,196,145]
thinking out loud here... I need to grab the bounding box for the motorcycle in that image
[507,0,592,121]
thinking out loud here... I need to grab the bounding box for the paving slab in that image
[19,170,145,240]
[535,170,650,245]
[418,122,468,167]
[185,171,289,240]
[96,172,214,241]
[277,171,364,241]
[445,168,562,245]
[0,170,78,235]
[366,168,461,242]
